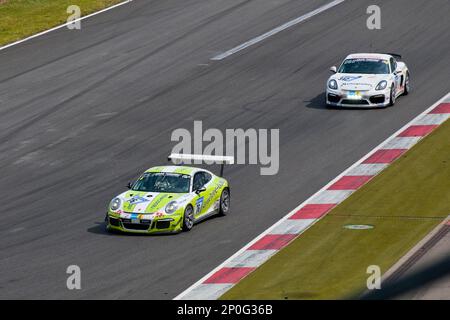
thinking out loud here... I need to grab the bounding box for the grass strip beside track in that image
[222,119,450,300]
[0,0,123,46]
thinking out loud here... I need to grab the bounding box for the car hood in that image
[331,73,389,91]
[117,190,191,213]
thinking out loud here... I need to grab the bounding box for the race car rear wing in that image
[385,53,402,61]
[168,153,234,177]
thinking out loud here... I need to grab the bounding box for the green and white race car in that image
[106,154,231,234]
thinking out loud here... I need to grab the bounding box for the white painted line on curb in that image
[0,0,133,52]
[414,113,450,125]
[183,284,234,300]
[269,219,315,235]
[346,163,388,176]
[382,137,421,150]
[175,92,450,300]
[308,190,354,204]
[211,0,346,61]
[226,250,277,268]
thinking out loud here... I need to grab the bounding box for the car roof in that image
[144,165,212,176]
[345,53,392,60]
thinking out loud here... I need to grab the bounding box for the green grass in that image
[222,119,450,300]
[0,0,123,46]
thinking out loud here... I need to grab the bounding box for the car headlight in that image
[110,198,122,211]
[376,80,387,90]
[328,79,338,90]
[165,201,179,214]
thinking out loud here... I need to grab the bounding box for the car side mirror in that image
[330,66,337,73]
[195,187,206,194]
[127,182,133,189]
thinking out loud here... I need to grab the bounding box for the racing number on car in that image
[195,197,204,214]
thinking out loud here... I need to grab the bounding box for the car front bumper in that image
[106,212,183,234]
[326,88,391,108]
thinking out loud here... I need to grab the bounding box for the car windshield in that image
[132,172,191,193]
[338,58,390,74]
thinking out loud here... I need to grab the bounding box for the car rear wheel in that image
[182,205,194,231]
[219,188,230,216]
[403,73,410,95]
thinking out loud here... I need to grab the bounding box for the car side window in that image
[192,173,203,191]
[193,172,212,191]
[203,172,212,185]
[390,58,396,73]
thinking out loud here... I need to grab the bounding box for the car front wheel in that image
[389,85,396,106]
[182,205,194,231]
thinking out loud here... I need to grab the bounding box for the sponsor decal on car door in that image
[195,196,204,216]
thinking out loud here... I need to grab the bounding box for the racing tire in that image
[105,214,113,233]
[403,72,410,96]
[389,85,396,107]
[182,205,195,232]
[218,188,230,216]
[105,219,119,234]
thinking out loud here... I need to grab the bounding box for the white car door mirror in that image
[330,66,337,73]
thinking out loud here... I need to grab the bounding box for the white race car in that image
[326,53,410,108]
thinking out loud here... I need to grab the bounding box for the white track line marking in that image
[174,92,450,300]
[211,0,346,61]
[0,0,133,52]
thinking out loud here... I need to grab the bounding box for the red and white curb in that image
[175,94,450,300]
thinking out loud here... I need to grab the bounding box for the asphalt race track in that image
[1,0,449,299]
